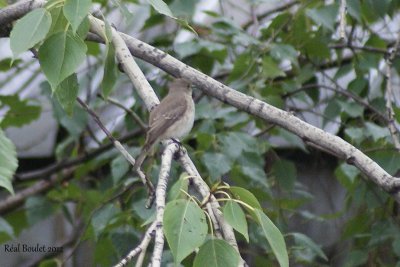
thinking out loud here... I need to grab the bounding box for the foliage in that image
[1,0,400,266]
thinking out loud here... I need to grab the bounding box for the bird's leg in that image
[170,138,186,160]
[171,138,181,145]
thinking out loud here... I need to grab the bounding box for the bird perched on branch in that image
[134,78,195,170]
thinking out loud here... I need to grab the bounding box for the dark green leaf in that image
[25,196,56,225]
[0,95,41,128]
[39,31,87,89]
[102,45,119,97]
[291,232,328,261]
[255,209,289,267]
[272,160,297,191]
[202,152,232,181]
[54,74,79,116]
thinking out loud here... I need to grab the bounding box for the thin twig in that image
[76,97,155,198]
[339,0,347,40]
[385,31,400,151]
[98,93,147,130]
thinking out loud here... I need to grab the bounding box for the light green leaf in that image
[365,122,390,141]
[219,132,259,160]
[270,44,299,68]
[10,8,52,58]
[230,187,262,210]
[263,57,286,79]
[306,5,338,32]
[0,129,17,195]
[146,0,176,18]
[0,95,41,128]
[223,200,249,242]
[255,209,289,267]
[164,199,208,263]
[54,74,79,116]
[39,31,87,89]
[63,0,92,33]
[193,239,240,267]
[338,101,364,118]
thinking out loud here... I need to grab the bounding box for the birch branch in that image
[113,221,157,267]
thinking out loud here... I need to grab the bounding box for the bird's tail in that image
[133,143,151,170]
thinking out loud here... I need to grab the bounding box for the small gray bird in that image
[134,78,195,170]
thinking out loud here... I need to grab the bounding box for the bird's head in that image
[168,78,191,93]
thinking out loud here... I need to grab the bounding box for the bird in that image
[134,78,195,170]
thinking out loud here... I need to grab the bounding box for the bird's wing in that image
[145,95,187,146]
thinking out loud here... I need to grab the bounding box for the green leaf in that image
[168,173,189,201]
[10,8,52,58]
[202,152,232,181]
[111,154,129,185]
[164,199,208,264]
[364,122,390,141]
[92,204,118,238]
[0,217,14,242]
[39,31,87,89]
[227,52,256,83]
[237,152,268,187]
[0,129,17,195]
[25,196,55,225]
[49,7,68,34]
[347,0,362,22]
[291,232,328,261]
[306,4,338,32]
[63,0,92,33]
[219,132,259,160]
[230,187,262,210]
[170,0,197,18]
[38,258,62,267]
[223,200,249,242]
[255,209,289,267]
[0,95,41,128]
[102,45,119,97]
[338,101,364,118]
[272,160,297,191]
[146,0,176,18]
[193,239,240,267]
[54,74,79,116]
[344,250,368,266]
[270,44,299,68]
[262,57,286,79]
[368,150,400,175]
